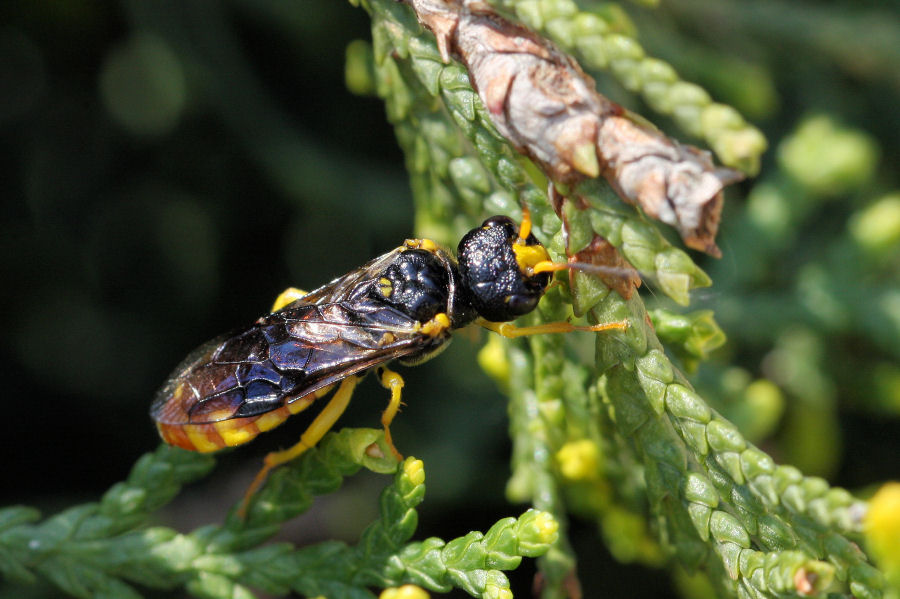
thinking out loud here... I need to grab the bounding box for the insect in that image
[151,213,627,505]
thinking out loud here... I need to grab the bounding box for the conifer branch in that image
[353,1,888,597]
[0,433,557,598]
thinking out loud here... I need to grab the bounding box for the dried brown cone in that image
[405,0,744,256]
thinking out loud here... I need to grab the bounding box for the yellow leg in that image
[479,318,628,339]
[271,287,308,312]
[533,261,567,274]
[419,312,451,337]
[377,366,405,461]
[518,204,534,241]
[239,375,359,515]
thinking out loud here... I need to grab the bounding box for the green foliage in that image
[0,434,557,598]
[355,0,895,597]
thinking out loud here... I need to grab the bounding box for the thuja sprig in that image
[487,0,767,174]
[594,291,883,598]
[350,2,889,598]
[215,428,400,545]
[633,349,868,538]
[503,310,583,599]
[463,212,879,597]
[181,442,414,599]
[0,444,213,596]
[1,431,558,599]
[0,432,392,598]
[386,507,559,598]
[649,308,726,373]
[180,448,557,599]
[504,287,662,588]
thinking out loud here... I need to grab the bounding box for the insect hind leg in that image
[239,375,360,516]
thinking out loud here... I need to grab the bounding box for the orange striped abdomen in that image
[157,385,332,453]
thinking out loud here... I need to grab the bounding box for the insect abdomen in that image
[156,384,333,452]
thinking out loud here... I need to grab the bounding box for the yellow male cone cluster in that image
[556,439,602,481]
[379,585,430,599]
[865,482,900,584]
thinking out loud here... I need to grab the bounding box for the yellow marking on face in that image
[255,407,291,432]
[512,243,551,275]
[214,420,258,447]
[184,426,222,453]
[379,277,393,298]
[420,312,451,337]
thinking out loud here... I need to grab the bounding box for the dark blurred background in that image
[1,1,899,598]
[0,4,533,597]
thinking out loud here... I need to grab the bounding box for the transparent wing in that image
[150,247,441,425]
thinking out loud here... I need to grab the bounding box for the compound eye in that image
[482,215,515,229]
[505,293,540,316]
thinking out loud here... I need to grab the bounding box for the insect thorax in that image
[371,248,475,329]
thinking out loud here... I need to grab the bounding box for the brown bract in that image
[404,0,743,256]
[570,234,642,300]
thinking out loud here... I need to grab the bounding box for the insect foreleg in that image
[479,318,628,338]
